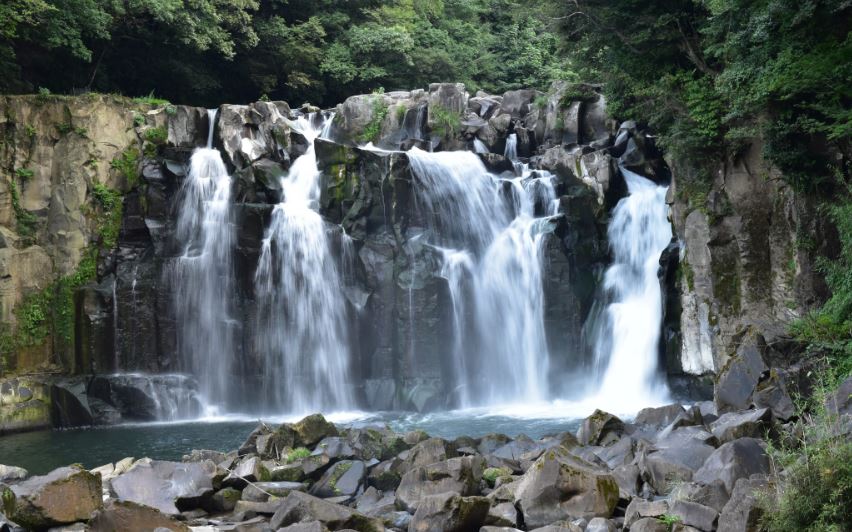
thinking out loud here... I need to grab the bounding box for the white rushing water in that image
[408,147,557,407]
[587,167,672,411]
[254,113,353,414]
[167,109,234,413]
[473,138,489,154]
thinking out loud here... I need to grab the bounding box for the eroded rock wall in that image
[668,140,836,383]
[1,82,679,429]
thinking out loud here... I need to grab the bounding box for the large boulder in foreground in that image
[396,456,484,512]
[409,492,490,532]
[513,447,619,528]
[270,491,381,531]
[110,459,216,515]
[717,477,767,532]
[693,438,769,495]
[88,499,189,532]
[3,466,101,529]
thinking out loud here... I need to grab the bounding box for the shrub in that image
[359,96,389,143]
[132,91,170,106]
[143,126,167,145]
[110,146,141,186]
[760,372,852,532]
[429,104,461,139]
[285,447,311,463]
[482,467,511,486]
[15,168,34,180]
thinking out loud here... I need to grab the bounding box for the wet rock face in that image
[2,81,677,421]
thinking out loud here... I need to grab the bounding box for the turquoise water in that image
[0,408,586,475]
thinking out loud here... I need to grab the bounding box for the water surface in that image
[0,407,590,474]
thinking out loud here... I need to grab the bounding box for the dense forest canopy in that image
[0,0,573,107]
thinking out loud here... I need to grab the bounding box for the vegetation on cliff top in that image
[0,0,573,107]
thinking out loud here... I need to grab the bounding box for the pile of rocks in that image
[0,397,796,532]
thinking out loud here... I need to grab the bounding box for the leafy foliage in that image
[760,372,852,532]
[429,104,462,139]
[110,146,140,186]
[544,0,851,191]
[1,0,572,106]
[359,96,389,143]
[285,447,311,463]
[792,200,852,381]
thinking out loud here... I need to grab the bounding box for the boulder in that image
[224,456,269,488]
[309,460,366,499]
[269,491,380,531]
[635,404,686,429]
[716,477,767,532]
[242,481,305,502]
[693,438,769,495]
[211,487,241,512]
[825,374,852,416]
[278,522,329,532]
[166,106,207,148]
[4,466,101,529]
[110,459,216,515]
[586,517,617,532]
[366,459,401,491]
[407,492,490,532]
[396,456,484,512]
[294,414,339,448]
[0,466,27,484]
[485,501,518,527]
[669,480,729,512]
[630,517,669,532]
[500,89,540,119]
[714,333,767,413]
[354,486,395,517]
[577,410,625,446]
[624,499,669,528]
[639,435,715,494]
[0,513,23,532]
[88,500,189,532]
[217,101,292,168]
[709,409,773,443]
[752,371,796,421]
[401,438,455,471]
[513,447,619,528]
[669,499,718,531]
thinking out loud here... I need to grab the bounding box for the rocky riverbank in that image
[5,381,850,532]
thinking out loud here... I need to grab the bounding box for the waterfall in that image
[589,167,671,410]
[166,108,235,412]
[253,113,352,414]
[112,278,119,371]
[408,147,557,407]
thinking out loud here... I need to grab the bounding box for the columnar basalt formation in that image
[0,82,831,431]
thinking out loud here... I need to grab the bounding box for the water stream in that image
[586,167,672,411]
[253,114,352,414]
[165,108,234,413]
[408,148,558,407]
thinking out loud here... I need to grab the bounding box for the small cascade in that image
[108,373,205,421]
[504,133,518,160]
[589,167,671,410]
[166,108,236,411]
[408,147,558,407]
[112,278,119,371]
[473,138,489,154]
[254,113,352,414]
